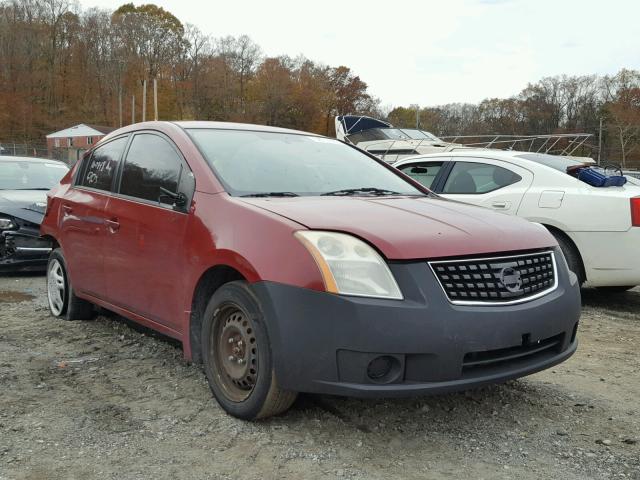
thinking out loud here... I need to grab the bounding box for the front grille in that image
[430,251,557,304]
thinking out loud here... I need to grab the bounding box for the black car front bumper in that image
[0,226,51,272]
[251,247,581,397]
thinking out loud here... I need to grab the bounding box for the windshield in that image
[0,160,69,190]
[187,129,424,197]
[516,153,585,172]
[397,129,441,141]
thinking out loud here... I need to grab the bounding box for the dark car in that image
[0,156,69,272]
[41,121,581,420]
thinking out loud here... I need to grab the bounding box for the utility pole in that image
[118,86,123,128]
[142,80,147,122]
[597,117,603,165]
[410,104,420,129]
[131,95,135,124]
[153,78,158,121]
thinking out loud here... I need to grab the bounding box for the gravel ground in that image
[0,274,638,480]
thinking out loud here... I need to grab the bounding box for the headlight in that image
[295,231,403,300]
[0,217,17,230]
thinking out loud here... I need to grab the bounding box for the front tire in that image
[201,281,297,420]
[46,248,95,320]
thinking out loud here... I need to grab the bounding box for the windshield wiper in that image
[240,192,299,198]
[11,187,52,190]
[321,187,403,196]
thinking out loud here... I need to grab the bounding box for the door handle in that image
[62,205,73,215]
[105,219,120,233]
[491,201,511,209]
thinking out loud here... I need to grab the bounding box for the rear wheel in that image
[201,281,297,420]
[550,231,585,284]
[46,248,95,320]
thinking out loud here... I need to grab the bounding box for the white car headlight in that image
[0,217,17,230]
[295,231,403,300]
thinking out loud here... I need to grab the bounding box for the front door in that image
[102,132,195,330]
[60,136,128,297]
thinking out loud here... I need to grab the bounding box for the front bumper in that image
[251,248,581,397]
[0,227,51,272]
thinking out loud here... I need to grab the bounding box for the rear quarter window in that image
[443,161,522,194]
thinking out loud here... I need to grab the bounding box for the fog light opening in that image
[366,355,401,384]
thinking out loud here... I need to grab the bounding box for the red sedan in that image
[41,122,581,419]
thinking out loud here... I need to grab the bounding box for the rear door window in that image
[397,161,444,189]
[119,133,192,207]
[79,137,128,191]
[443,161,522,194]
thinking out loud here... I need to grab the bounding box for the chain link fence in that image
[0,142,81,165]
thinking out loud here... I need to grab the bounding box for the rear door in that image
[102,132,195,330]
[438,158,533,214]
[60,136,128,296]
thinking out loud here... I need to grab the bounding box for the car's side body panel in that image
[56,185,110,296]
[566,229,640,287]
[102,194,191,329]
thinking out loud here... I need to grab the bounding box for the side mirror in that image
[159,186,188,208]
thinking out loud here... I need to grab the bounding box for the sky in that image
[82,0,640,108]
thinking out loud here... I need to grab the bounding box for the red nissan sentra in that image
[41,122,581,420]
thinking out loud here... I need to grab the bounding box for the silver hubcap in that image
[47,259,66,316]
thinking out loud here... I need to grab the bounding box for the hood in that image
[240,196,556,260]
[0,190,48,224]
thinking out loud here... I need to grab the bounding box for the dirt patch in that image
[0,275,638,480]
[0,290,35,303]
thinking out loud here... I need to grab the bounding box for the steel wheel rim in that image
[212,304,258,402]
[47,259,66,316]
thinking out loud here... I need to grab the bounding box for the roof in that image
[46,123,115,139]
[173,121,320,136]
[0,155,67,165]
[97,121,323,145]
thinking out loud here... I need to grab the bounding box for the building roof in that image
[46,124,115,139]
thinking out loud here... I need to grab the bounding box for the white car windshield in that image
[0,160,69,190]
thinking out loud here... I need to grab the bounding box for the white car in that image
[395,151,640,291]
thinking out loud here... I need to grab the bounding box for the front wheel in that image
[46,248,95,320]
[201,281,297,420]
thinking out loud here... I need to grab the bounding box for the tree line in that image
[1,0,638,167]
[389,71,640,167]
[0,0,380,143]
